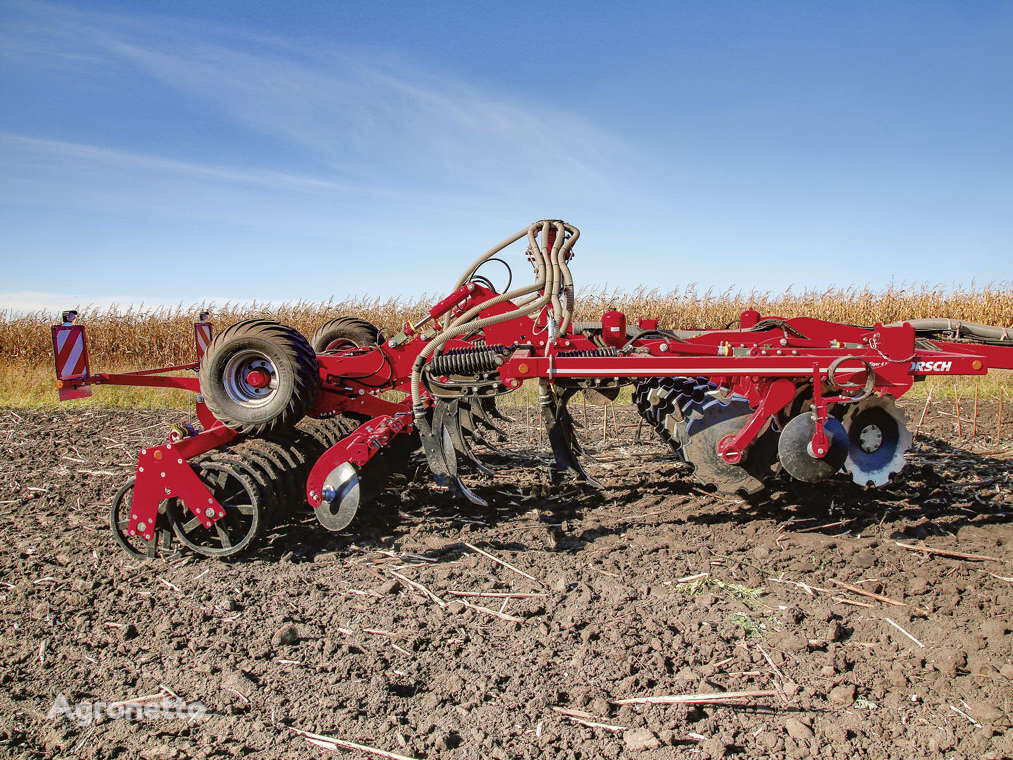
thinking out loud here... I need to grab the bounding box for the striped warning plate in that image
[52,324,92,401]
[52,325,89,379]
[195,322,213,361]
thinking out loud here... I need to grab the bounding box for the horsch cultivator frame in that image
[51,221,1013,559]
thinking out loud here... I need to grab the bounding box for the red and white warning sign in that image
[51,324,92,400]
[194,322,213,361]
[53,324,89,379]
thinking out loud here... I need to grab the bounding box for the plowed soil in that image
[1,400,1012,760]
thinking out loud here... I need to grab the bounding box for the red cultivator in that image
[52,221,1013,559]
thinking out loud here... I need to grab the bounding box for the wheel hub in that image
[245,369,271,388]
[858,424,883,453]
[222,350,277,407]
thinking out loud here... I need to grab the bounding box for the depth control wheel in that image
[310,317,384,353]
[169,461,262,558]
[199,319,319,435]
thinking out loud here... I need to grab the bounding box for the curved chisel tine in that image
[454,477,488,507]
[561,408,602,463]
[553,388,579,455]
[457,399,480,437]
[546,427,578,473]
[566,450,602,489]
[459,398,502,454]
[446,400,495,476]
[557,389,585,456]
[471,398,508,437]
[417,405,457,487]
[558,387,584,430]
[466,422,501,452]
[539,381,601,488]
[559,410,585,457]
[459,399,501,451]
[482,396,515,423]
[432,402,459,475]
[556,425,601,488]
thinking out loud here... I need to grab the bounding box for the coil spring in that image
[556,347,620,358]
[427,346,508,376]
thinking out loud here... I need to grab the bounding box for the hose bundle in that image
[411,221,580,414]
[888,318,1013,346]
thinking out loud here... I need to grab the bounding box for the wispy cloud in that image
[3,1,628,196]
[0,1,649,303]
[0,132,372,193]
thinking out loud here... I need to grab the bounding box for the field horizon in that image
[2,283,1010,408]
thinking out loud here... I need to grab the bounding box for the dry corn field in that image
[1,284,1011,407]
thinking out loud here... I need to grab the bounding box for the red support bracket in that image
[807,366,831,459]
[305,412,413,507]
[94,372,201,392]
[126,425,237,541]
[717,379,797,464]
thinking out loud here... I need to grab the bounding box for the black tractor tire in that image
[199,319,319,436]
[311,317,385,353]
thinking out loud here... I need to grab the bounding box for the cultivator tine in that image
[538,381,602,487]
[469,397,508,439]
[453,476,488,507]
[457,398,483,440]
[416,403,458,488]
[557,415,601,487]
[459,399,502,452]
[481,396,514,424]
[445,399,495,476]
[416,402,489,506]
[435,403,490,505]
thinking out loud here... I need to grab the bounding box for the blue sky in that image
[1,0,1011,313]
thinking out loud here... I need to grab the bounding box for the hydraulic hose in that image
[887,318,1012,342]
[558,239,577,335]
[448,221,559,331]
[411,221,573,414]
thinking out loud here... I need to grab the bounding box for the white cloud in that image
[5,1,628,196]
[0,132,369,193]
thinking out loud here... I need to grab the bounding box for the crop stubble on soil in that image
[1,402,1012,759]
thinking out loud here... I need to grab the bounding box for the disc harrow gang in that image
[52,219,1013,559]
